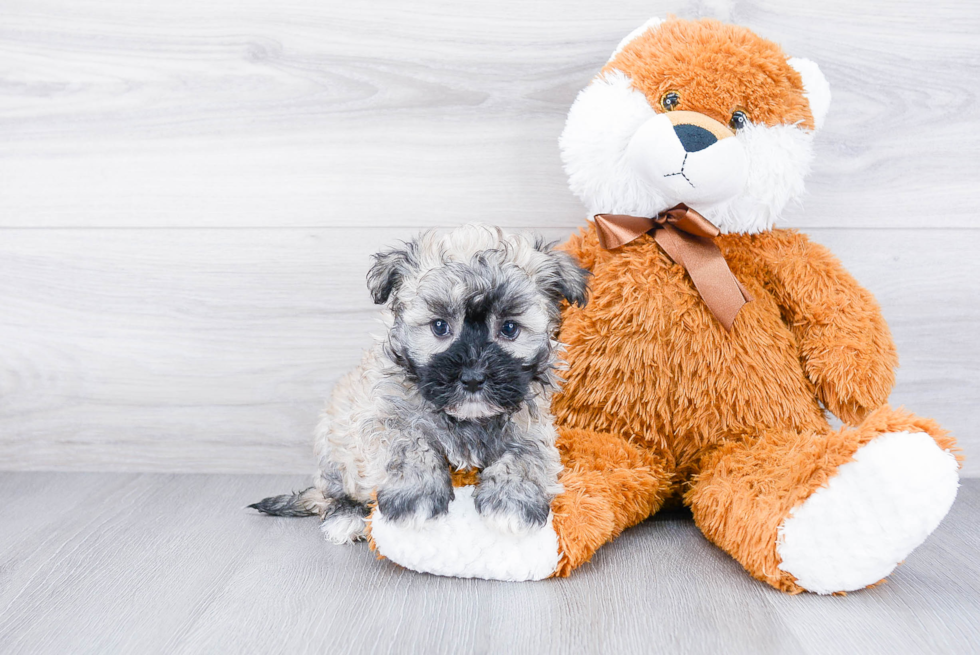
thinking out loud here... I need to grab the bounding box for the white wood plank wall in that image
[1,0,977,475]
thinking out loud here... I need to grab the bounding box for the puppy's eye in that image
[729,110,750,131]
[431,319,451,338]
[661,91,680,111]
[499,321,520,340]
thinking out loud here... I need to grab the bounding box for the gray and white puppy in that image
[251,225,589,544]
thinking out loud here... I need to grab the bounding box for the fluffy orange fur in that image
[535,20,960,589]
[690,406,957,592]
[552,427,672,575]
[606,18,814,129]
[546,226,959,591]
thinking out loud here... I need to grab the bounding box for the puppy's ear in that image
[534,238,590,309]
[366,242,416,305]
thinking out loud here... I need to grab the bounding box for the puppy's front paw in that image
[473,479,552,534]
[376,478,454,527]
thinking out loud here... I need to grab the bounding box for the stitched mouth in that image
[663,153,695,188]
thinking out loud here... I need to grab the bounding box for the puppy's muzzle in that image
[460,369,486,393]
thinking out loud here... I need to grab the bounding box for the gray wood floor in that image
[1,473,976,655]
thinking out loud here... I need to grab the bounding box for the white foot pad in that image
[370,486,560,581]
[777,431,959,594]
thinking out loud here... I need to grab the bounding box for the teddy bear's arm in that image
[758,232,898,425]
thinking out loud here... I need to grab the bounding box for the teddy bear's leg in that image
[369,427,674,580]
[687,406,960,594]
[551,427,675,576]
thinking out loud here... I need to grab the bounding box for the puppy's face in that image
[367,226,588,420]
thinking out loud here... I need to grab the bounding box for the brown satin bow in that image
[594,204,753,331]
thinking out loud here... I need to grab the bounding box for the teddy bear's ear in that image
[788,57,831,131]
[609,17,665,60]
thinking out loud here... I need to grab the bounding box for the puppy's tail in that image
[248,487,324,518]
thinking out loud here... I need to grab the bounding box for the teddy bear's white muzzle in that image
[627,113,748,206]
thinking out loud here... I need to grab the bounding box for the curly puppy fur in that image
[251,225,589,543]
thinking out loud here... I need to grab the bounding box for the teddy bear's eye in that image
[729,110,750,131]
[661,91,681,111]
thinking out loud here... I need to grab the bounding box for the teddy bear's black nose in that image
[674,124,718,153]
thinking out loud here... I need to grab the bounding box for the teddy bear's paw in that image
[371,485,560,581]
[776,431,959,594]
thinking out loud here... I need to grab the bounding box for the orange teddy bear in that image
[371,17,961,594]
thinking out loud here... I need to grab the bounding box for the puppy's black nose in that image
[674,123,717,153]
[460,371,486,392]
